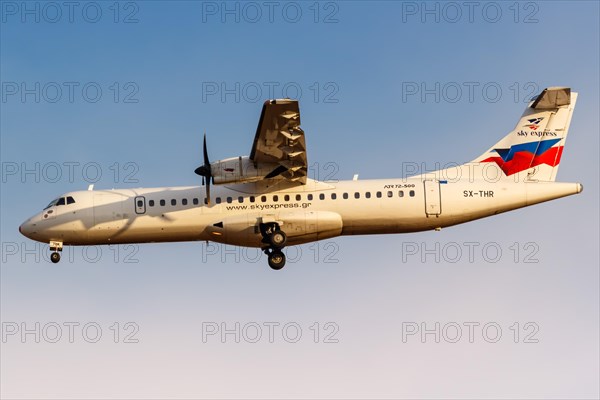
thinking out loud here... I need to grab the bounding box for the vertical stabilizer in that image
[472,87,577,182]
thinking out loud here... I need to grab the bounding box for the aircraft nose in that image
[19,219,35,239]
[19,221,28,236]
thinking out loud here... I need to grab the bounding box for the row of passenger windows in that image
[145,190,416,207]
[148,198,201,207]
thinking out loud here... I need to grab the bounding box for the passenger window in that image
[409,190,415,197]
[216,197,222,204]
[67,196,75,204]
[137,200,143,208]
[273,195,278,202]
[193,198,199,205]
[160,200,166,206]
[319,193,325,200]
[238,197,244,203]
[296,194,301,201]
[331,193,337,200]
[387,191,393,198]
[149,200,155,207]
[284,195,290,201]
[260,196,266,202]
[56,198,66,206]
[399,191,404,197]
[343,193,348,199]
[227,197,233,203]
[365,192,371,199]
[354,192,360,199]
[376,191,382,198]
[250,196,255,203]
[308,194,313,201]
[182,199,188,205]
[171,199,176,206]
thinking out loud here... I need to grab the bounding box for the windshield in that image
[43,198,60,210]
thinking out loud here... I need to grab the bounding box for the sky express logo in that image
[524,117,544,130]
[517,117,557,137]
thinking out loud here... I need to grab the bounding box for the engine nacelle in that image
[211,156,278,185]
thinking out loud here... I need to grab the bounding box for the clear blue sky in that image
[1,1,599,398]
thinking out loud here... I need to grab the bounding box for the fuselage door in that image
[424,179,441,217]
[134,196,146,214]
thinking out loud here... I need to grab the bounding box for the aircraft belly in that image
[206,210,344,247]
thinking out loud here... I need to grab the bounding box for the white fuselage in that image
[19,177,582,248]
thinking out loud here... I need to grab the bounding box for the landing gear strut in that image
[260,223,287,270]
[49,240,63,264]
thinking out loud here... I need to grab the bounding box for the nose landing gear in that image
[49,240,63,264]
[50,252,61,263]
[260,223,287,270]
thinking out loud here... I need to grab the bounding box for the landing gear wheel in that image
[50,252,61,264]
[269,230,287,248]
[268,250,286,270]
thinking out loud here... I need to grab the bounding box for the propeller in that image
[194,133,212,205]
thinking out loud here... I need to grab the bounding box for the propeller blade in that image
[206,178,211,206]
[203,133,210,172]
[193,132,212,205]
[194,133,212,178]
[265,165,288,179]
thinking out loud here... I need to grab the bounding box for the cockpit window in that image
[44,198,60,210]
[43,196,73,209]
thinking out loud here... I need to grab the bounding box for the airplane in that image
[19,86,582,270]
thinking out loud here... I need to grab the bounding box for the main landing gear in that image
[260,223,287,270]
[49,240,63,263]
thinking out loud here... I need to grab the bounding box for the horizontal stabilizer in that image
[531,87,571,109]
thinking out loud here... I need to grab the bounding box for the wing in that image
[250,99,307,184]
